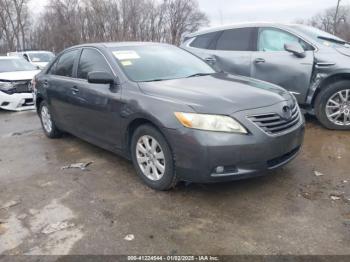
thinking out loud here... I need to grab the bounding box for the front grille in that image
[248,104,300,135]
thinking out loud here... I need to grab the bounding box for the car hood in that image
[335,47,350,57]
[138,73,294,114]
[0,70,41,81]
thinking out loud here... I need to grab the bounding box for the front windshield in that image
[109,45,215,82]
[28,52,55,63]
[0,58,37,73]
[292,25,348,48]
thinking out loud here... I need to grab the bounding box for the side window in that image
[258,28,312,51]
[77,48,112,80]
[54,50,79,77]
[215,28,256,51]
[190,32,219,49]
[47,59,59,75]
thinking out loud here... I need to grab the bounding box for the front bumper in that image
[0,91,35,111]
[163,104,305,183]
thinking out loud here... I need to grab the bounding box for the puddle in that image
[0,214,29,253]
[0,199,83,255]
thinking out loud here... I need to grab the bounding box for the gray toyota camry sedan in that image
[33,42,305,190]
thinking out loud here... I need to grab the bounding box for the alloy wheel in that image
[41,105,53,133]
[326,89,350,126]
[136,135,166,181]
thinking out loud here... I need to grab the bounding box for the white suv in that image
[0,57,40,111]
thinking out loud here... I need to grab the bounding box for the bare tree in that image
[13,0,29,50]
[333,0,342,34]
[0,0,29,52]
[0,1,15,51]
[296,4,350,41]
[1,0,208,53]
[163,0,209,45]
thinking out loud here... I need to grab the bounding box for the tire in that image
[314,80,350,130]
[39,101,62,138]
[131,124,177,191]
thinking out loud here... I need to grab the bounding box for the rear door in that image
[251,27,314,103]
[183,27,258,76]
[44,49,80,131]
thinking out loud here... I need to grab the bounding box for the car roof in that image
[67,41,172,50]
[25,51,53,53]
[0,56,22,60]
[8,51,53,54]
[186,22,299,37]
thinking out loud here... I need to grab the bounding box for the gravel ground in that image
[0,110,349,255]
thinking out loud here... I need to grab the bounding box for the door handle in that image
[254,58,266,64]
[71,86,79,94]
[43,80,49,87]
[205,57,216,63]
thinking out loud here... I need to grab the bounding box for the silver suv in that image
[181,23,350,130]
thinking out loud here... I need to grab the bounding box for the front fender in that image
[306,68,350,105]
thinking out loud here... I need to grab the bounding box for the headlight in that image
[175,112,247,134]
[0,81,14,91]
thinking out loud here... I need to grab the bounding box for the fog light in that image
[215,166,225,174]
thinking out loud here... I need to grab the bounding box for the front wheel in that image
[315,80,350,130]
[131,124,177,191]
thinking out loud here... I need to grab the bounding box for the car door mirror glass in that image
[87,71,114,84]
[284,43,306,58]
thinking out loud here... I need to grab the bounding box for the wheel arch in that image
[125,117,170,157]
[35,95,44,114]
[312,72,350,107]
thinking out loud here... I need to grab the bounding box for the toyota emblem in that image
[282,106,292,120]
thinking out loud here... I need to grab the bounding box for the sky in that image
[198,0,349,26]
[29,0,348,26]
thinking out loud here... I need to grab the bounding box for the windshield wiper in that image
[318,36,349,45]
[142,78,170,82]
[186,73,213,78]
[142,73,213,82]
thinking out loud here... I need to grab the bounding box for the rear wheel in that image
[39,101,62,138]
[315,80,350,130]
[131,124,177,191]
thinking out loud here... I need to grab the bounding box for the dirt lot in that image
[0,110,349,255]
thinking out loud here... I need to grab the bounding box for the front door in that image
[251,27,314,104]
[72,48,123,149]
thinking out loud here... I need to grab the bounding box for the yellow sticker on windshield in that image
[121,60,132,66]
[113,51,140,60]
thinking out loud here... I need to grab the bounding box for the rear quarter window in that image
[189,32,220,49]
[215,28,257,51]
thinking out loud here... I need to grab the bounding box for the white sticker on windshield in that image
[112,51,140,60]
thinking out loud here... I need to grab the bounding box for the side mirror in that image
[284,43,306,58]
[87,71,115,85]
